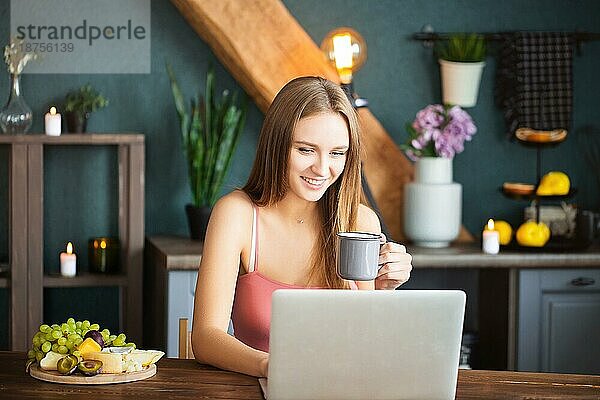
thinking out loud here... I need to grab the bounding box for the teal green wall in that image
[1,1,599,348]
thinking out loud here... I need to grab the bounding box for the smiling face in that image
[286,112,350,203]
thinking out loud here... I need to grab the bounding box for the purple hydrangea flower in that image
[405,149,419,162]
[403,104,477,160]
[414,104,445,130]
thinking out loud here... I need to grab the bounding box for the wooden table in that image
[1,352,599,399]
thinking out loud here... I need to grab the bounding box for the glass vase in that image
[0,73,33,134]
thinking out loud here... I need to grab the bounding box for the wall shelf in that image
[411,27,600,52]
[43,273,129,288]
[1,133,144,350]
[0,133,144,145]
[499,187,578,201]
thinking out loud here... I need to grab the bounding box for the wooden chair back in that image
[178,318,194,359]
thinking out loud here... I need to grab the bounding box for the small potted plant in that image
[64,85,108,133]
[436,33,486,108]
[167,65,247,240]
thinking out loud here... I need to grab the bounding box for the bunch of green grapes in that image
[106,332,131,347]
[27,318,135,364]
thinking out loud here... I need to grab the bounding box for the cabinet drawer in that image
[538,269,600,290]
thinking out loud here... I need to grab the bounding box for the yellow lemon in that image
[536,171,570,196]
[493,220,513,245]
[516,220,551,247]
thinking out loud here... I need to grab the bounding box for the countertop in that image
[146,236,600,271]
[408,243,600,268]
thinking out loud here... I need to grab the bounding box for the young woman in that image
[191,76,412,377]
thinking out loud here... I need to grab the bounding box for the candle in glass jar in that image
[88,237,120,273]
[60,242,77,277]
[482,219,500,255]
[45,107,62,136]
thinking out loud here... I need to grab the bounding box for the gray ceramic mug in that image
[336,232,382,281]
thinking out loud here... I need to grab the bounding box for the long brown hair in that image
[243,76,362,288]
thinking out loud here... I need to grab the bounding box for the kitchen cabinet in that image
[142,236,228,357]
[0,133,144,350]
[518,269,600,374]
[144,236,202,357]
[166,270,198,357]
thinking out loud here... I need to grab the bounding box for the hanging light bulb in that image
[321,27,368,108]
[321,27,367,84]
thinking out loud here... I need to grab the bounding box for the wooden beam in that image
[170,0,473,243]
[171,0,337,111]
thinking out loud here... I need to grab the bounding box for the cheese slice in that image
[83,349,165,374]
[125,350,165,367]
[84,351,123,374]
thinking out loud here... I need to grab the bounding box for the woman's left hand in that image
[375,236,413,290]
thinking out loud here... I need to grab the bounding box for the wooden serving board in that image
[29,363,156,385]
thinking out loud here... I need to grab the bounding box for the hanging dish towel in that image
[495,32,574,137]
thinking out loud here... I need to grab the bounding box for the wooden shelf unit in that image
[1,133,144,351]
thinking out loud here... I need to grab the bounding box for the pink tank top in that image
[231,206,357,352]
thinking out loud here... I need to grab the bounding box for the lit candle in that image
[88,237,120,274]
[45,106,61,136]
[482,219,500,255]
[60,242,77,277]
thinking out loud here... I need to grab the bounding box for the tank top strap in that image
[248,205,259,272]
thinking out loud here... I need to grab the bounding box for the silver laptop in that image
[261,289,466,400]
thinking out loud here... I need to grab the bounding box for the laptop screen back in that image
[267,290,466,400]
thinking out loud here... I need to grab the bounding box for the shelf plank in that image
[0,133,144,145]
[500,187,578,201]
[43,273,128,288]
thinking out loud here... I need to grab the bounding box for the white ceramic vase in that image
[403,157,462,248]
[439,59,485,108]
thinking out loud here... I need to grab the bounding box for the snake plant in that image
[436,33,486,63]
[167,65,247,208]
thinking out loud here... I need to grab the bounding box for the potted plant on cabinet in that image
[64,85,108,133]
[167,65,247,240]
[436,33,486,108]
